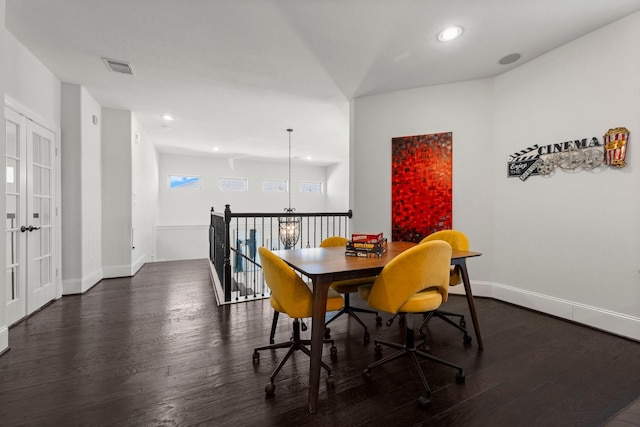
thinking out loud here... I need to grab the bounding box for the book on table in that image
[350,232,384,244]
[346,238,387,251]
[345,234,387,258]
[345,246,388,258]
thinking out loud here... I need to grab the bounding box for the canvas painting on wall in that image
[391,132,452,242]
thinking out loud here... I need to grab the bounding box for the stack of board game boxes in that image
[345,232,388,258]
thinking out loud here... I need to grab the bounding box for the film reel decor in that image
[507,127,630,181]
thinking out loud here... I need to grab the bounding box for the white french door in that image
[5,107,56,325]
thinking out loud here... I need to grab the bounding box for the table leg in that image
[458,259,484,351]
[308,275,331,413]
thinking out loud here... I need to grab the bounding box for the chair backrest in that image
[367,240,452,314]
[420,230,469,251]
[420,230,468,286]
[258,246,313,318]
[320,236,348,248]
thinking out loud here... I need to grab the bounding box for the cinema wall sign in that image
[507,127,630,181]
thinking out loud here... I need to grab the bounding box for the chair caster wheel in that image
[326,376,335,388]
[252,351,259,364]
[363,369,372,380]
[417,394,431,409]
[456,370,466,384]
[364,331,370,343]
[324,328,331,339]
[463,335,472,345]
[375,316,383,326]
[265,382,275,396]
[374,343,383,355]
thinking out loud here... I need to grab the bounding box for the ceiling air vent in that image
[102,58,134,75]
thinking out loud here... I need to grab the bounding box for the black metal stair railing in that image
[209,204,353,304]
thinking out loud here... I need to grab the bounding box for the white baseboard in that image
[209,260,225,306]
[0,325,8,355]
[132,254,146,275]
[454,281,640,342]
[62,269,103,294]
[102,264,134,279]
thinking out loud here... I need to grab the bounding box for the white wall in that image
[131,115,159,267]
[491,12,640,337]
[101,108,133,277]
[352,79,495,281]
[157,153,334,261]
[80,88,102,290]
[4,31,60,126]
[61,83,102,293]
[326,161,349,211]
[60,84,82,290]
[352,12,640,340]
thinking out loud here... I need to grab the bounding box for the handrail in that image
[210,204,352,303]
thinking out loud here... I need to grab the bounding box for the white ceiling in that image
[6,0,640,166]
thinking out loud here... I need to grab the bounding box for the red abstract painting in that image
[391,132,452,242]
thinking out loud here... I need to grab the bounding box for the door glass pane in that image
[32,258,41,289]
[33,165,41,195]
[42,198,51,226]
[42,137,51,167]
[32,134,41,165]
[41,256,50,286]
[6,121,18,158]
[6,157,18,193]
[33,197,41,228]
[32,227,41,259]
[42,168,51,196]
[41,228,50,257]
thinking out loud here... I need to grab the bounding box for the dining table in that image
[271,240,482,413]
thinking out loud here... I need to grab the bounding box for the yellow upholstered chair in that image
[253,246,344,396]
[359,240,465,408]
[320,236,382,343]
[419,230,472,345]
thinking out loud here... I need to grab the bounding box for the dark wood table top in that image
[273,241,481,280]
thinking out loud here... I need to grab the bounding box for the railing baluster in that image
[210,204,352,304]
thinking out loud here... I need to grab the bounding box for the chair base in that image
[363,313,465,408]
[269,311,307,344]
[324,293,382,343]
[254,318,337,396]
[419,309,472,346]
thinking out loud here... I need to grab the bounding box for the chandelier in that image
[279,129,301,249]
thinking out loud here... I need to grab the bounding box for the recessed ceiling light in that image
[437,26,463,42]
[162,114,174,121]
[499,53,521,65]
[213,147,219,152]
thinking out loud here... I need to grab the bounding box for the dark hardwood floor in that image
[1,259,639,426]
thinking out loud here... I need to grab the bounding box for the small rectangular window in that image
[169,175,201,189]
[300,181,322,193]
[263,180,287,192]
[219,177,248,191]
